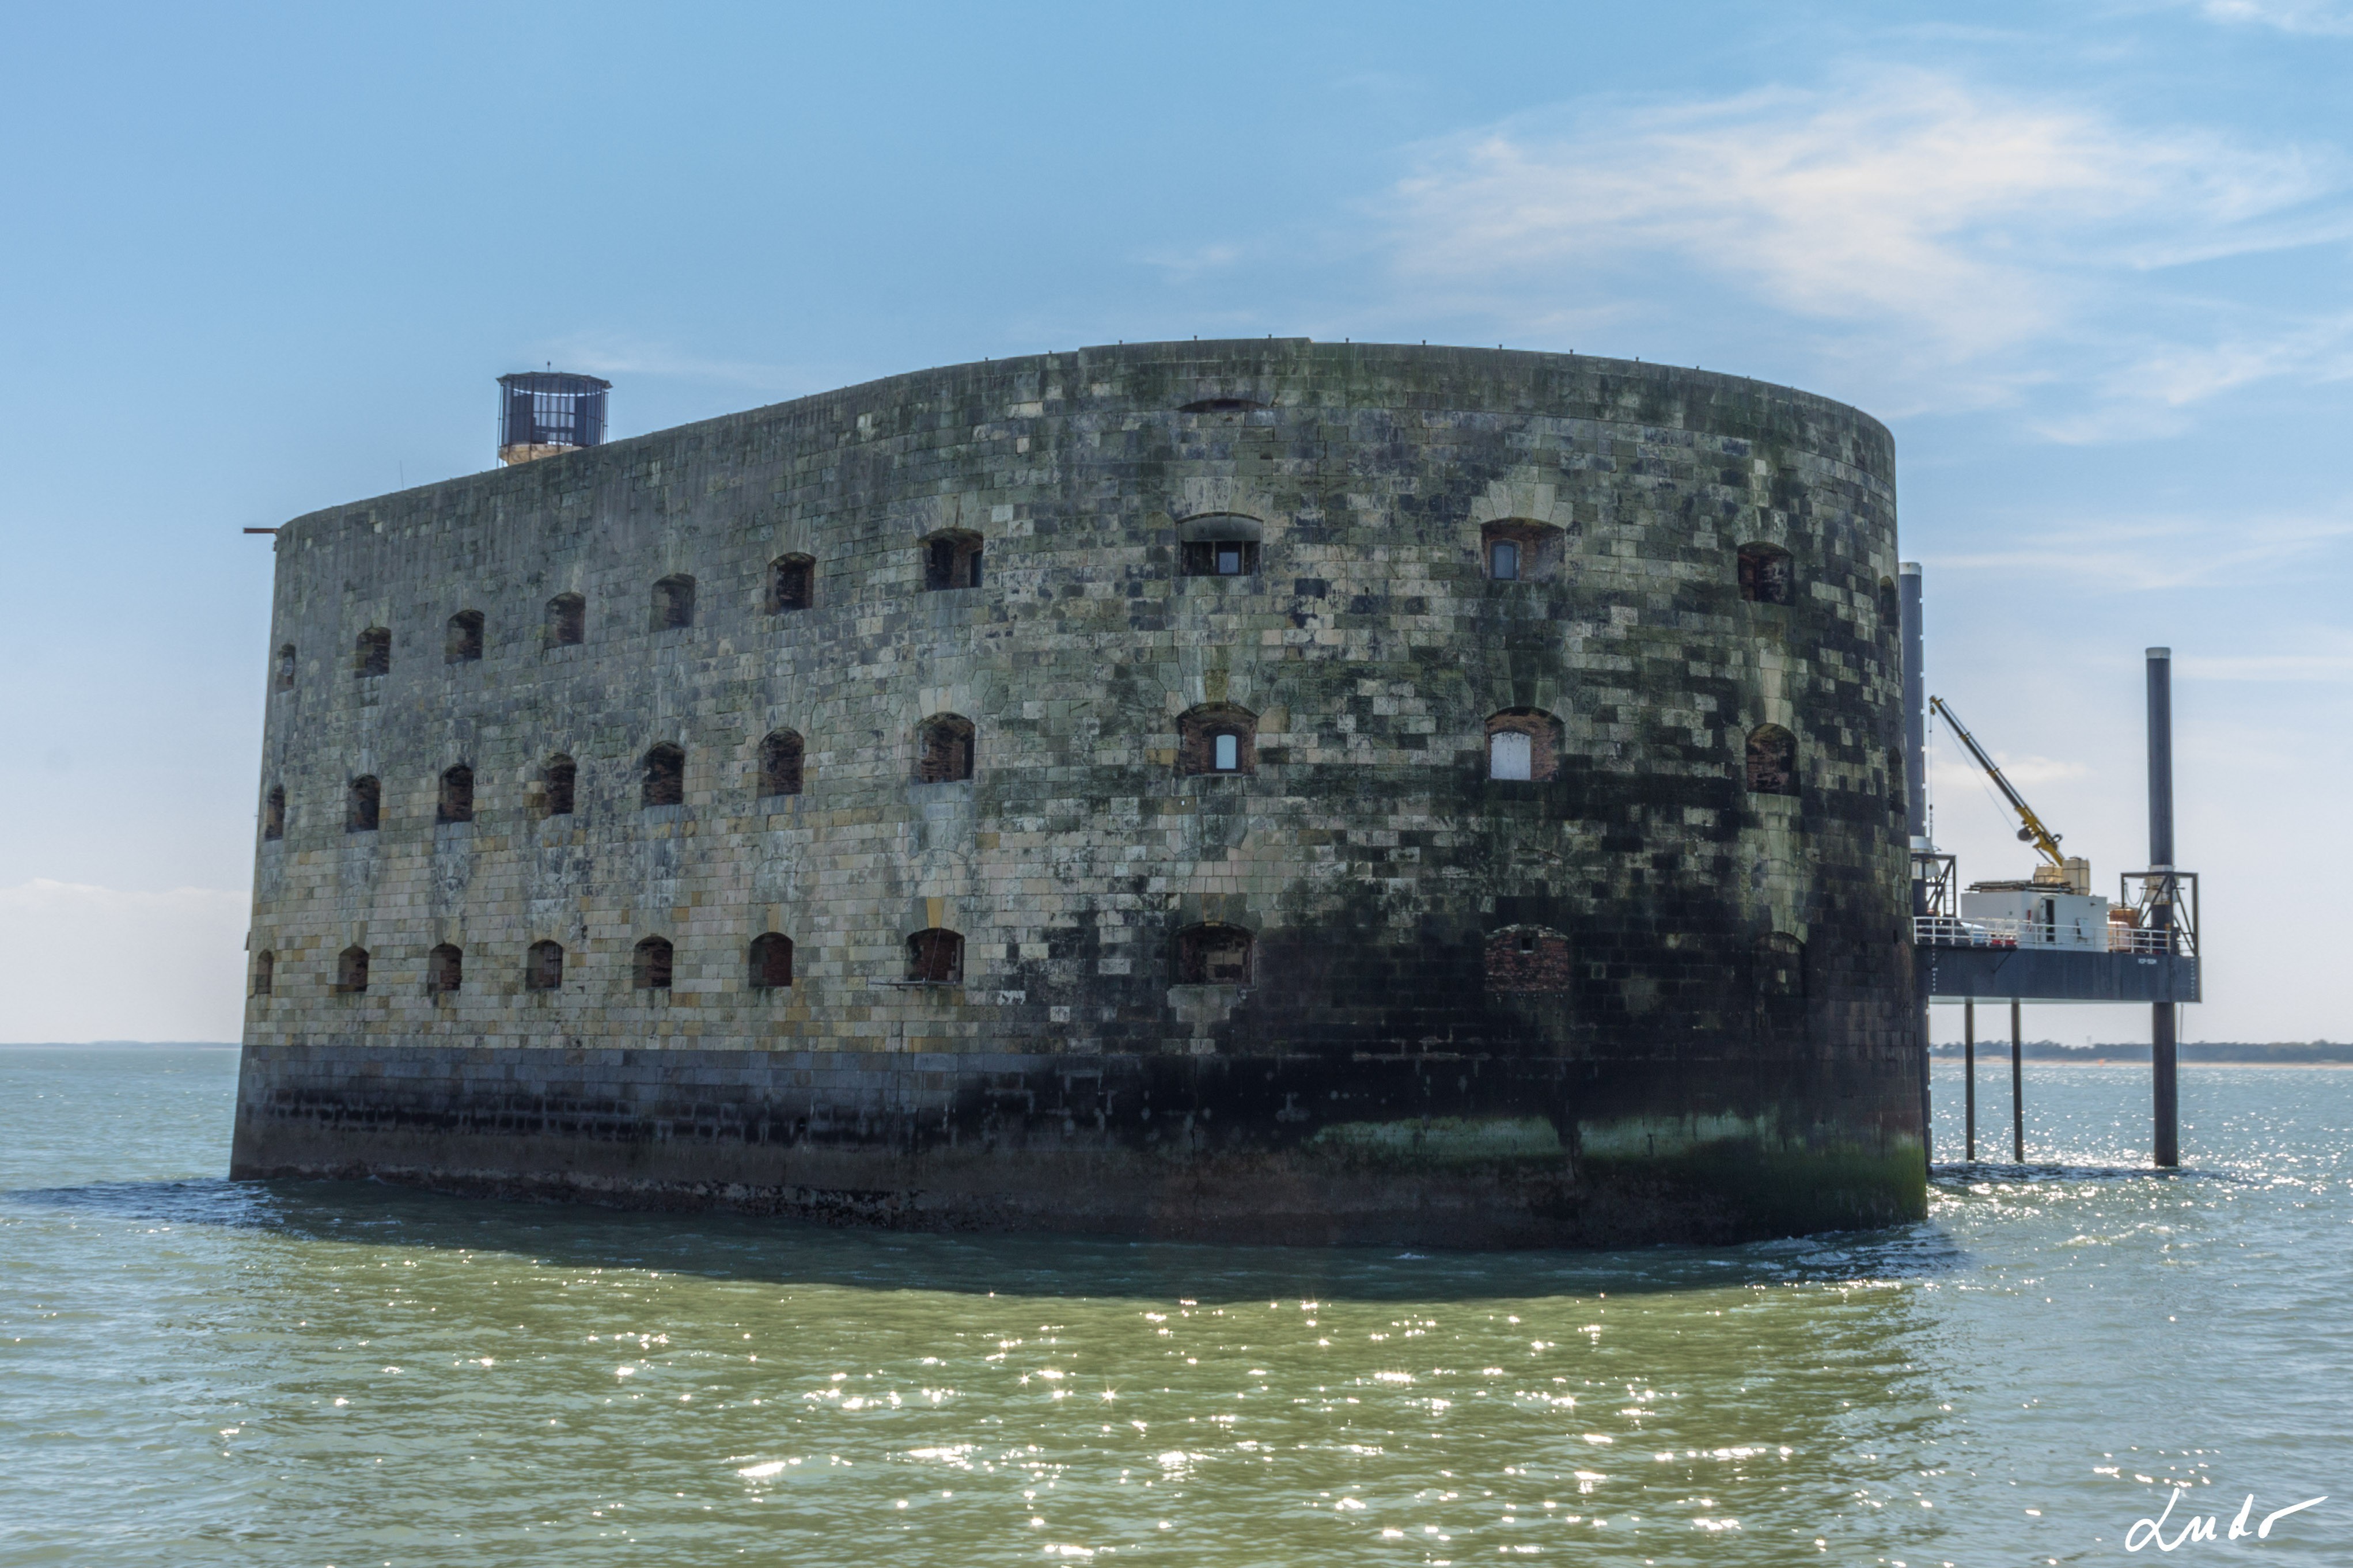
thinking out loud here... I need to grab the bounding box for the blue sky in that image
[2,1,2346,1042]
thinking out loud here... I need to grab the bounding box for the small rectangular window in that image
[1214,733,1240,771]
[1490,541,1520,580]
[1217,545,1244,575]
[1490,731,1533,781]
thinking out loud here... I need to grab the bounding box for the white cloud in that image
[1931,511,2353,591]
[1379,69,2351,421]
[2195,0,2353,35]
[0,880,247,1042]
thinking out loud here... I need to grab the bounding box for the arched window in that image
[767,555,814,613]
[274,644,297,691]
[642,744,685,807]
[445,610,484,663]
[749,932,794,989]
[263,785,285,841]
[437,764,475,823]
[1485,709,1561,781]
[921,530,984,591]
[651,574,697,631]
[907,928,964,984]
[916,715,975,783]
[252,950,274,997]
[546,593,585,648]
[335,946,369,993]
[633,936,674,990]
[1480,521,1564,582]
[535,754,575,817]
[1745,724,1798,796]
[1757,933,1806,1000]
[525,940,564,992]
[1485,926,1573,993]
[1177,704,1257,776]
[1176,922,1252,985]
[1177,514,1262,577]
[1737,543,1795,605]
[427,943,463,994]
[346,776,381,833]
[759,730,805,798]
[355,627,391,678]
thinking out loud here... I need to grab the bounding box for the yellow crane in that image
[1929,696,2066,872]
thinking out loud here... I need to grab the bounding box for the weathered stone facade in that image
[232,339,1926,1245]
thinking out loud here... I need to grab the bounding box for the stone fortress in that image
[231,338,1926,1246]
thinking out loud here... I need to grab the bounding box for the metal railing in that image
[1913,914,2180,955]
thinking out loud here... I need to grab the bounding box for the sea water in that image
[2,1047,2346,1565]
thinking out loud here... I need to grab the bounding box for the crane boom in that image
[1929,696,2066,871]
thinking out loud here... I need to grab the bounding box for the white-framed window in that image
[1489,540,1520,580]
[1489,730,1533,780]
[1214,733,1240,771]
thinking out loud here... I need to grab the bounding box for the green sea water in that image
[3,1047,2347,1566]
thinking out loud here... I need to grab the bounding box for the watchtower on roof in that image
[497,371,611,466]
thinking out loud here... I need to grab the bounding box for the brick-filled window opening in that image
[907,928,964,984]
[1177,704,1257,776]
[263,785,286,841]
[1484,709,1562,782]
[759,730,805,798]
[1745,723,1798,796]
[1480,521,1563,582]
[437,764,475,823]
[916,715,975,783]
[274,644,297,691]
[1484,926,1574,993]
[922,530,984,591]
[545,593,585,648]
[525,940,564,992]
[767,555,814,613]
[632,936,674,990]
[427,943,463,994]
[749,932,794,989]
[335,946,369,994]
[1737,542,1795,605]
[543,754,576,817]
[642,743,685,807]
[355,627,391,678]
[1756,933,1806,999]
[651,574,697,632]
[445,610,484,663]
[346,775,381,833]
[1176,922,1253,985]
[252,950,274,997]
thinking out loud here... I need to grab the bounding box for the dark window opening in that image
[651,574,697,631]
[1176,922,1253,985]
[1181,540,1261,577]
[767,555,814,613]
[274,644,297,691]
[427,943,463,994]
[335,945,369,993]
[355,627,390,678]
[1177,704,1257,776]
[749,932,794,989]
[922,531,984,591]
[642,744,685,808]
[526,940,564,992]
[907,928,964,984]
[346,776,381,833]
[438,764,475,823]
[1177,397,1268,413]
[633,936,674,990]
[252,950,274,997]
[1757,933,1806,1000]
[916,715,975,783]
[544,754,576,817]
[445,610,484,663]
[1745,724,1798,796]
[263,785,285,841]
[1485,709,1562,782]
[546,593,585,648]
[1878,575,1900,627]
[1737,543,1795,606]
[1485,926,1573,993]
[759,730,805,798]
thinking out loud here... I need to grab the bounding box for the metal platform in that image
[1918,943,2200,1003]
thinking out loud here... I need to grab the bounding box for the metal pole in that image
[2010,998,2024,1164]
[1902,564,1929,1167]
[1964,998,1976,1163]
[2147,647,2178,1168]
